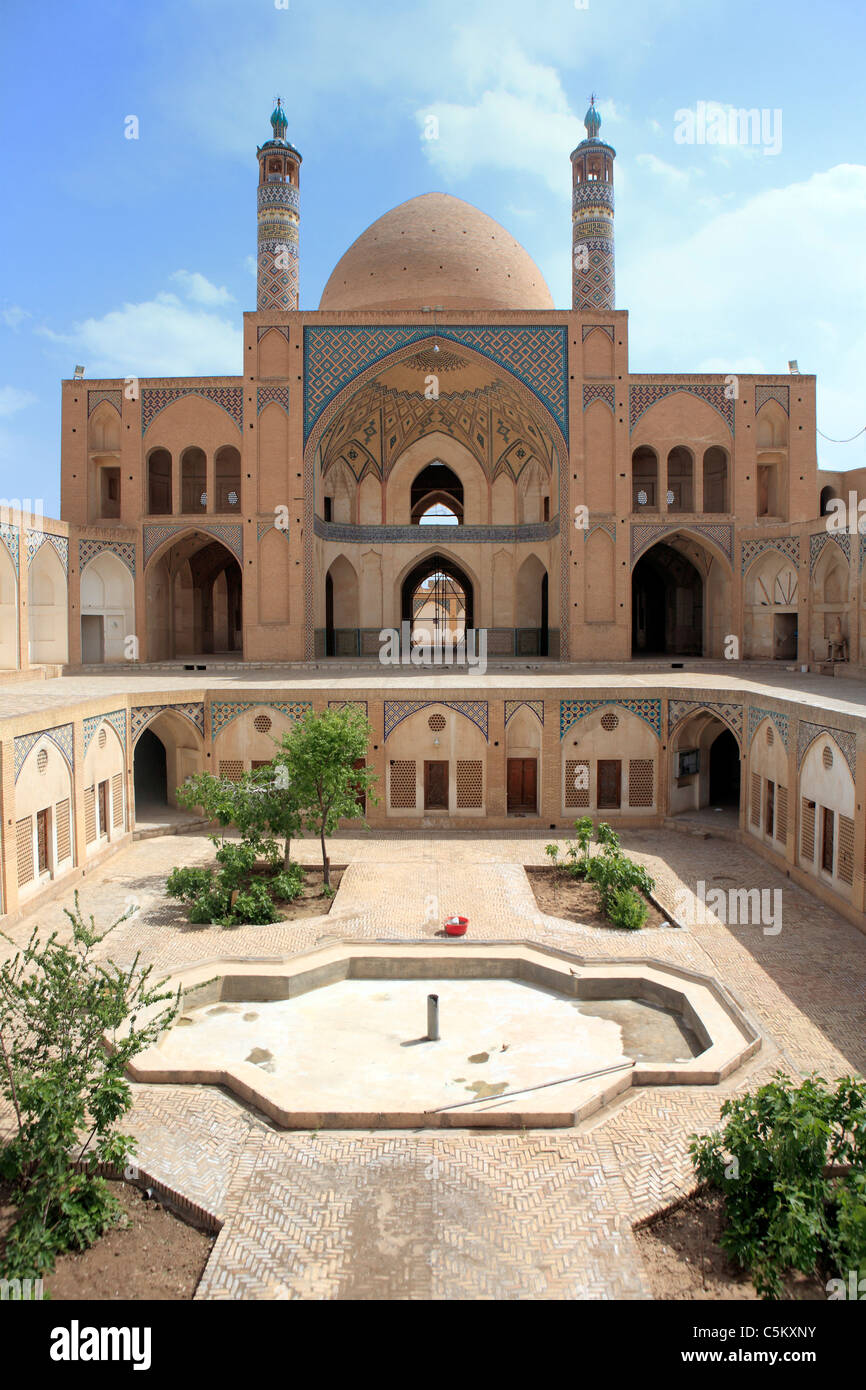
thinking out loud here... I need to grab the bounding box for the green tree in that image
[0,895,178,1278]
[276,707,377,887]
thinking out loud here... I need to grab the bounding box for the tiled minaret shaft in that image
[256,98,302,311]
[570,96,616,310]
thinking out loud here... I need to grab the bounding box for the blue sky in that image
[1,0,864,513]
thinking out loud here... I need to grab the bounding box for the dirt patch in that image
[526,865,664,930]
[275,866,343,921]
[1,1179,214,1300]
[635,1189,827,1300]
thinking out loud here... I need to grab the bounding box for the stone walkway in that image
[2,827,865,1299]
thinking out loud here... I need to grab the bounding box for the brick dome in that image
[318,192,554,312]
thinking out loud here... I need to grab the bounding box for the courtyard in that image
[3,823,863,1300]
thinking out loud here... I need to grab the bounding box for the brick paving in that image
[2,825,865,1299]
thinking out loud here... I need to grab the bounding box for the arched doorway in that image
[400,554,473,642]
[410,463,464,524]
[324,555,359,656]
[133,728,167,811]
[632,542,703,655]
[709,729,740,806]
[146,534,243,660]
[516,554,549,656]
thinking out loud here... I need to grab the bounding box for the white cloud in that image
[0,386,38,417]
[170,270,234,305]
[2,306,30,330]
[38,278,242,378]
[635,153,693,185]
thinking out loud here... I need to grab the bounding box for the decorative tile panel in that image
[754,384,789,415]
[83,709,128,757]
[257,325,290,342]
[131,703,205,744]
[798,721,856,779]
[747,705,789,751]
[141,386,243,433]
[211,700,312,737]
[667,700,743,740]
[740,535,800,573]
[26,530,68,574]
[304,326,568,443]
[0,522,19,574]
[14,723,74,780]
[313,516,559,545]
[582,383,614,411]
[87,389,122,416]
[504,700,544,727]
[581,325,614,342]
[384,700,488,741]
[629,383,734,434]
[143,523,243,566]
[257,386,290,414]
[78,538,137,577]
[328,700,369,716]
[560,699,661,740]
[631,522,733,564]
[585,520,616,543]
[810,531,850,575]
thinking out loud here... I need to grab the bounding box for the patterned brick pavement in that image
[2,826,864,1299]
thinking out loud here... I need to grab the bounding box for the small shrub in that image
[606,885,648,931]
[165,865,215,903]
[271,863,305,902]
[231,878,279,925]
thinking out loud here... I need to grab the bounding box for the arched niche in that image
[80,552,135,663]
[0,540,18,669]
[27,544,68,665]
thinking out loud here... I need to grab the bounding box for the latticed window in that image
[219,760,245,782]
[628,759,654,808]
[55,798,71,861]
[389,760,416,809]
[600,711,619,732]
[565,759,590,809]
[84,786,97,844]
[750,772,762,829]
[253,714,272,733]
[837,814,855,886]
[16,816,34,887]
[800,798,816,863]
[456,760,483,809]
[775,786,788,844]
[112,773,124,828]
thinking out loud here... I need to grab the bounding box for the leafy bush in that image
[587,849,654,912]
[0,896,178,1279]
[271,864,305,902]
[231,879,279,925]
[606,885,649,931]
[165,865,215,902]
[690,1071,866,1298]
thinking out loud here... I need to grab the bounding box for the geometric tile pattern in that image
[584,520,616,543]
[131,703,205,745]
[256,387,290,415]
[313,516,559,545]
[740,535,800,573]
[328,700,369,715]
[668,699,743,741]
[747,705,789,751]
[581,325,615,342]
[87,389,123,416]
[26,529,68,574]
[629,382,735,434]
[140,387,243,434]
[257,325,290,343]
[384,700,488,741]
[0,522,19,574]
[797,721,856,779]
[631,521,734,564]
[754,384,789,415]
[143,523,243,566]
[560,699,661,740]
[83,709,127,758]
[210,700,312,738]
[78,537,137,577]
[256,521,291,542]
[13,723,74,780]
[582,383,614,411]
[504,699,544,727]
[303,326,569,442]
[810,531,850,576]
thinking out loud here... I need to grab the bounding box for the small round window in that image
[600,711,619,732]
[822,745,834,771]
[428,713,446,732]
[254,714,272,734]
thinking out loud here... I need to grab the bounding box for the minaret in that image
[570,95,616,310]
[256,98,302,311]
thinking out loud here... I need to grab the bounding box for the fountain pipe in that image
[427,994,440,1041]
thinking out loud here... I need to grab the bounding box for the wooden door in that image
[98,780,109,837]
[507,758,537,812]
[597,759,621,810]
[36,808,49,874]
[765,780,775,837]
[822,807,834,873]
[424,760,449,810]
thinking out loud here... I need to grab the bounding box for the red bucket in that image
[444,915,469,936]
